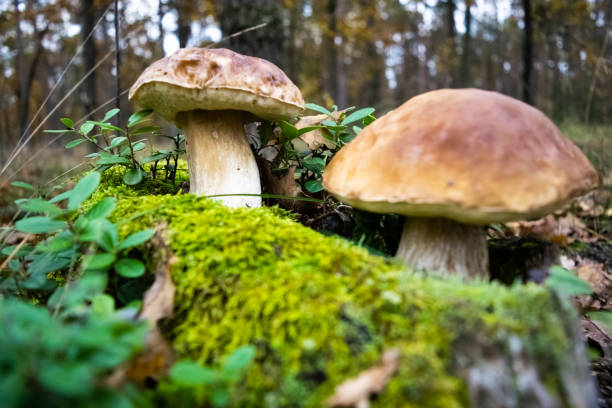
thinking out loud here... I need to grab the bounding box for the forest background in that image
[0,0,610,181]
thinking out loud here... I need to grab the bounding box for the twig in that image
[0,235,30,271]
[206,23,268,48]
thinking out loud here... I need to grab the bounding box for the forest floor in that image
[1,123,611,402]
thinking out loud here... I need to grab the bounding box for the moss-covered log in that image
[94,171,597,407]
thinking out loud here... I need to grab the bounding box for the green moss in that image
[96,174,574,407]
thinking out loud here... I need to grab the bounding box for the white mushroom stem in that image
[395,217,489,279]
[176,110,261,208]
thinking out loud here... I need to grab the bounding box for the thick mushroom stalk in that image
[177,110,261,208]
[396,218,488,279]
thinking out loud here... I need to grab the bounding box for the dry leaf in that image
[326,348,399,408]
[108,225,177,386]
[506,213,601,244]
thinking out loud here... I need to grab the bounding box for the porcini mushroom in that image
[323,89,599,279]
[129,48,304,207]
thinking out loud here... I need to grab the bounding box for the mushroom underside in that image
[396,217,489,279]
[176,109,261,208]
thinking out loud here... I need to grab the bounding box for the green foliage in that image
[258,103,375,194]
[46,109,185,187]
[1,171,155,308]
[161,345,256,407]
[545,266,593,296]
[97,178,576,407]
[0,297,148,408]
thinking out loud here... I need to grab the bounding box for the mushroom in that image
[129,48,304,207]
[323,89,599,279]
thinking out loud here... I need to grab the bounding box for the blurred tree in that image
[521,0,533,104]
[217,0,285,68]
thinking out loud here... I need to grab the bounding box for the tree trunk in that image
[521,0,533,104]
[80,0,98,114]
[15,0,28,138]
[335,0,347,108]
[157,0,166,56]
[176,0,191,48]
[460,0,473,87]
[217,0,285,69]
[324,0,338,104]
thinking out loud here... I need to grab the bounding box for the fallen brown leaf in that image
[108,224,177,386]
[326,348,400,408]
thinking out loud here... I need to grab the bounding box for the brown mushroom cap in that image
[323,89,599,224]
[128,48,304,121]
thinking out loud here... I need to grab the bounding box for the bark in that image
[324,0,338,103]
[175,0,191,48]
[157,0,166,56]
[286,0,300,83]
[522,0,533,104]
[335,0,347,108]
[460,0,473,87]
[15,0,27,138]
[80,0,98,114]
[217,0,285,69]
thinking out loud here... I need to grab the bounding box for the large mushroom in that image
[129,48,304,207]
[323,89,599,279]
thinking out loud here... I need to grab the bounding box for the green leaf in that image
[118,229,155,250]
[86,197,116,220]
[11,181,34,190]
[107,136,128,150]
[588,311,612,332]
[85,152,100,158]
[301,157,326,173]
[49,190,72,204]
[212,390,229,408]
[546,266,592,296]
[304,179,324,193]
[123,168,144,185]
[37,236,74,253]
[82,253,116,271]
[68,172,101,210]
[27,252,71,277]
[141,153,169,164]
[170,361,219,386]
[91,293,115,317]
[15,198,62,216]
[39,363,93,397]
[60,118,74,128]
[304,103,332,116]
[88,121,124,132]
[296,125,325,137]
[278,121,298,141]
[353,125,362,134]
[340,107,376,126]
[78,218,118,252]
[80,122,95,136]
[131,141,146,152]
[65,138,86,149]
[115,258,145,278]
[131,125,161,135]
[103,108,121,122]
[363,114,376,126]
[321,120,346,131]
[15,217,67,234]
[222,345,256,379]
[96,154,131,165]
[128,110,153,127]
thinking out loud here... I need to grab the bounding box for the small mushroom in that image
[129,48,304,207]
[323,89,599,279]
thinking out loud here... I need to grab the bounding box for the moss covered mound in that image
[96,172,591,407]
